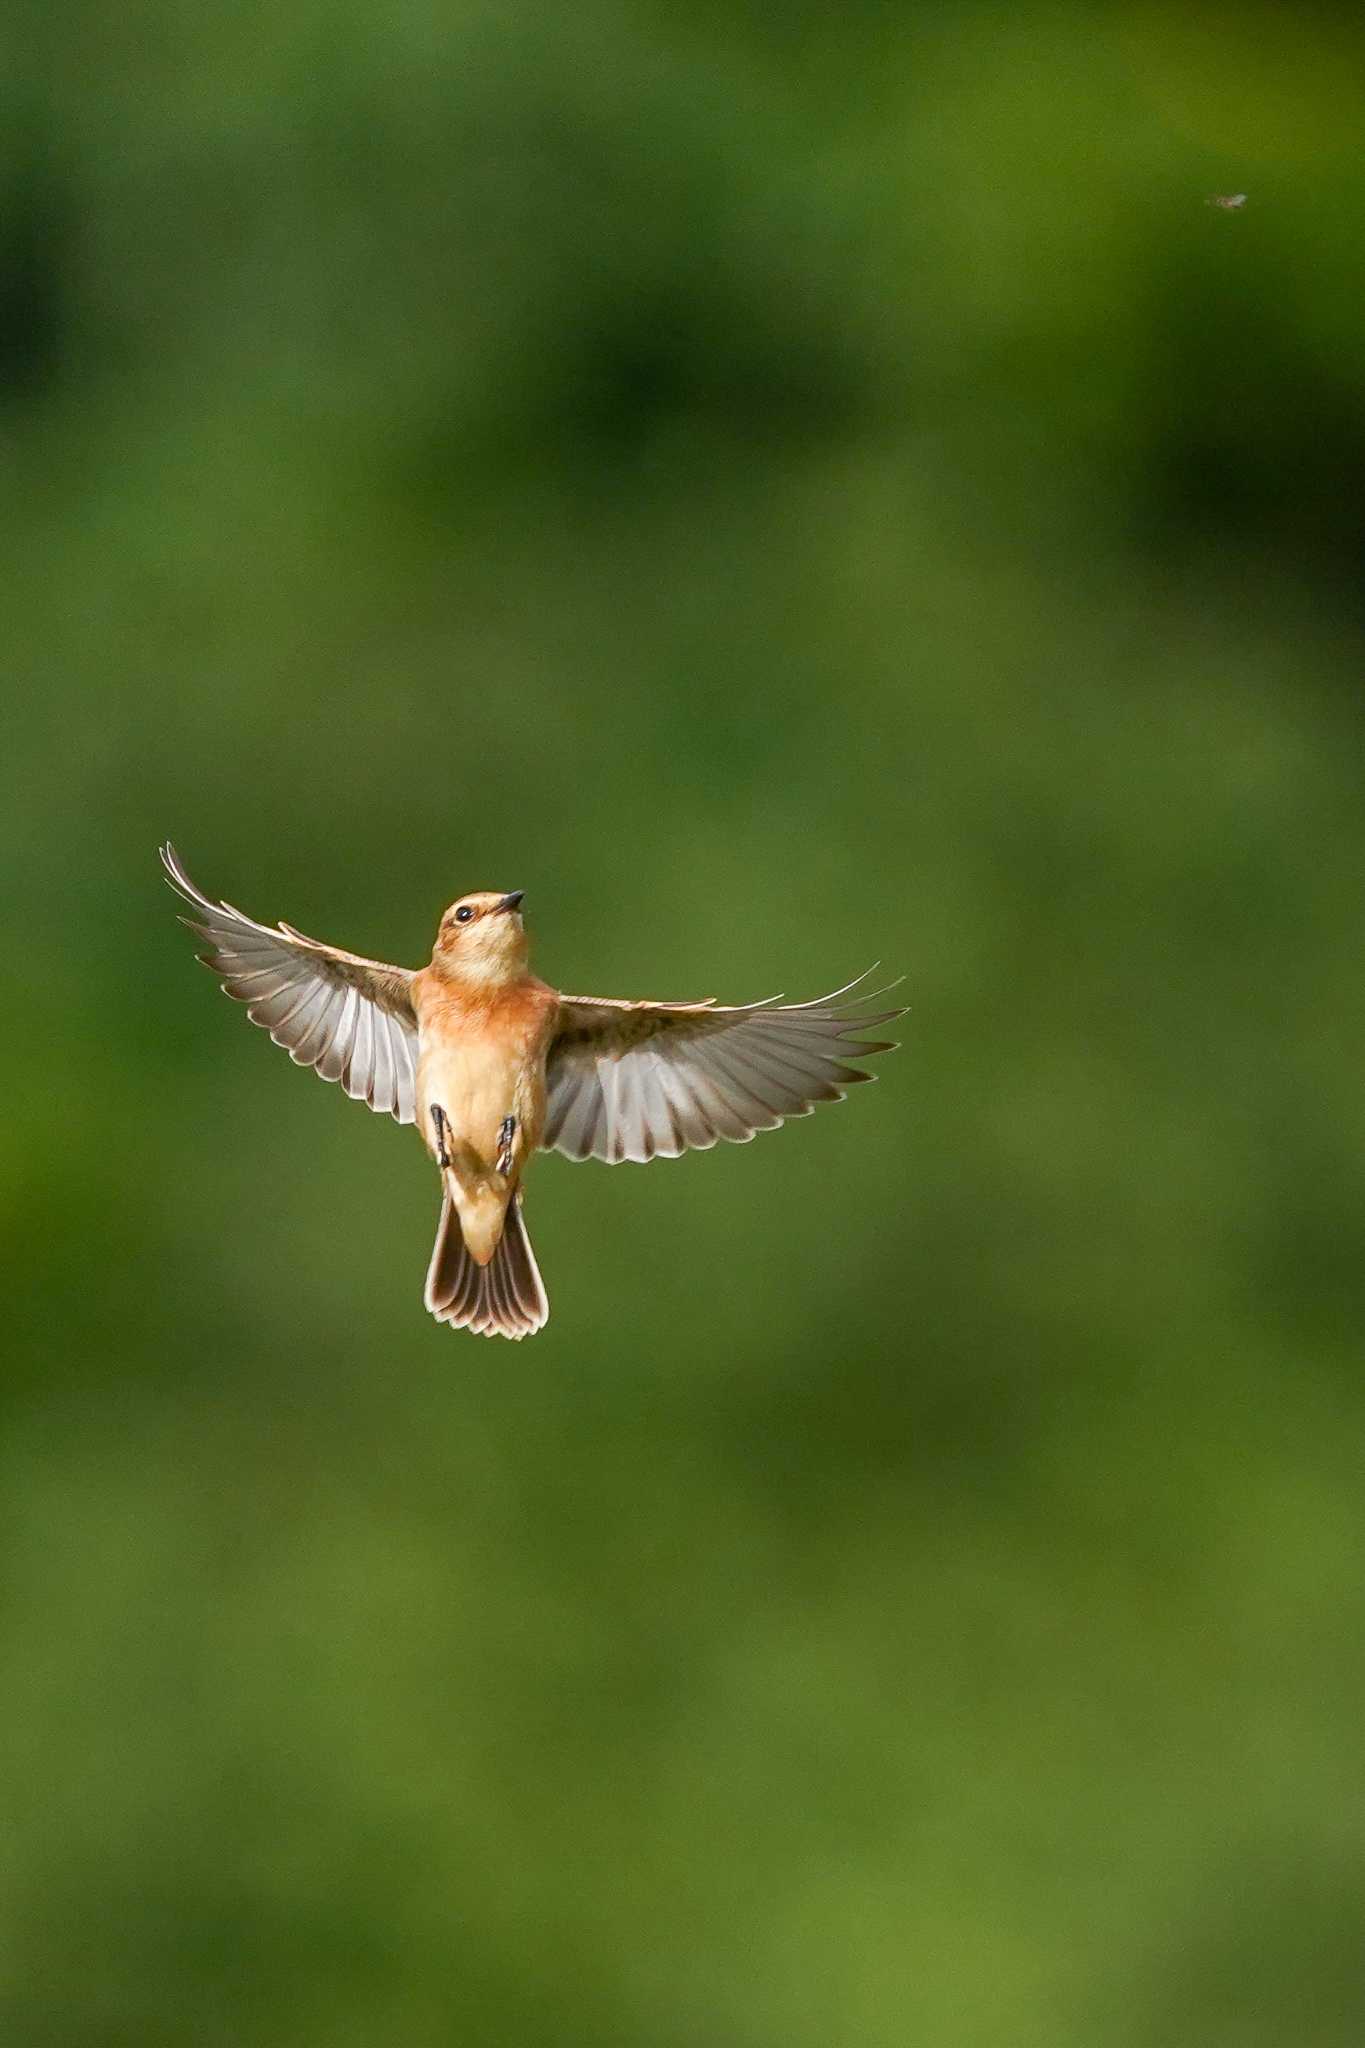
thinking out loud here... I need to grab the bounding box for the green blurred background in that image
[4,4,1365,2043]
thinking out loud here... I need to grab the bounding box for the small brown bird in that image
[162,845,903,1339]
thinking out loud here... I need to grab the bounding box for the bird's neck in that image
[429,952,530,993]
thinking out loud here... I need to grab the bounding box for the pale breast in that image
[414,977,557,1167]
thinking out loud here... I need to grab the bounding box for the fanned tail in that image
[424,1189,549,1340]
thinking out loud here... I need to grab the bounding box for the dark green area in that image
[4,6,1364,2043]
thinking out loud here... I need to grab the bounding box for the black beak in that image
[498,890,525,913]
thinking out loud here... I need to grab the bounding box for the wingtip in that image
[160,840,197,899]
[779,965,907,1012]
[845,971,906,1007]
[808,965,882,1008]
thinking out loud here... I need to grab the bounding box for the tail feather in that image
[424,1190,549,1340]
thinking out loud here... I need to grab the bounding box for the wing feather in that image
[543,977,904,1164]
[382,1008,418,1125]
[344,996,374,1103]
[370,1006,396,1118]
[161,843,420,1126]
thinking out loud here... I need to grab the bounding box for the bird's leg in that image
[430,1102,453,1170]
[497,1115,517,1178]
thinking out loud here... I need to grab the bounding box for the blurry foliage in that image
[3,4,1365,2045]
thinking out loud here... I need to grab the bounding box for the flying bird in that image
[161,845,904,1340]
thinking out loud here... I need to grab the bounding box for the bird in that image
[160,844,904,1340]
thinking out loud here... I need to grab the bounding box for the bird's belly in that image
[417,1040,539,1166]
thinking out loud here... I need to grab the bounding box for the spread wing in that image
[542,974,904,1164]
[161,842,420,1124]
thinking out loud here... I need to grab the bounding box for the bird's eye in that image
[454,905,475,924]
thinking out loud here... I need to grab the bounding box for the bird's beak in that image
[498,890,525,914]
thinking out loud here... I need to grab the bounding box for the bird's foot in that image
[431,1103,453,1170]
[497,1115,517,1178]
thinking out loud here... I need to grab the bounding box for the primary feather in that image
[543,975,903,1164]
[160,842,420,1123]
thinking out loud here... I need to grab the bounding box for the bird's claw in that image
[497,1115,516,1178]
[431,1103,453,1170]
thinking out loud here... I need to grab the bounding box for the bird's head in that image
[431,889,528,982]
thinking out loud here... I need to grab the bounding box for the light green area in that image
[3,7,1364,2043]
